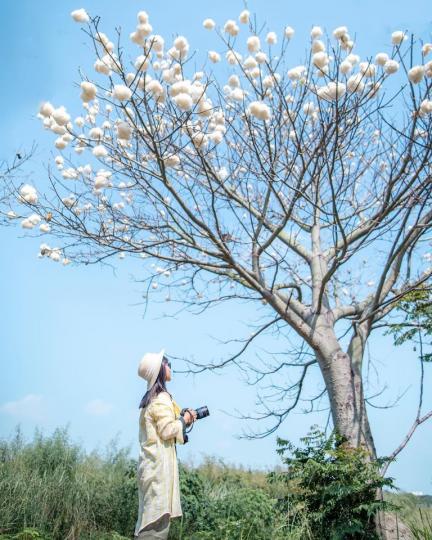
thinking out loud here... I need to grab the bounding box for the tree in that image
[0,149,33,224]
[14,8,432,478]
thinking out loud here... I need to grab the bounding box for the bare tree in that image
[15,10,432,470]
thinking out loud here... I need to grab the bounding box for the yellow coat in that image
[134,391,185,535]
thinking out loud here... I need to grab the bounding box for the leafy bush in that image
[268,425,398,539]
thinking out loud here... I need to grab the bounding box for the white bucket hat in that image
[138,348,165,390]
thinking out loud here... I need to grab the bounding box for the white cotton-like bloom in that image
[40,223,51,233]
[375,52,389,66]
[243,55,258,69]
[134,55,149,71]
[80,81,97,102]
[224,19,239,36]
[408,65,424,83]
[170,80,192,96]
[71,8,89,23]
[197,98,213,115]
[347,73,365,93]
[255,51,268,64]
[310,26,323,39]
[51,122,66,135]
[203,18,216,30]
[302,101,316,115]
[346,53,360,65]
[420,99,432,115]
[147,79,164,98]
[284,26,295,39]
[55,156,64,166]
[340,60,353,74]
[384,59,399,74]
[333,26,348,39]
[94,175,109,189]
[313,52,329,68]
[359,62,376,78]
[112,84,132,101]
[228,74,240,88]
[164,154,180,167]
[92,144,108,158]
[89,127,103,139]
[94,58,111,75]
[55,137,68,150]
[208,51,221,63]
[75,116,85,127]
[19,184,38,204]
[287,65,306,80]
[173,35,189,52]
[248,101,271,120]
[311,39,325,53]
[39,101,54,117]
[239,10,250,24]
[247,36,261,52]
[21,218,34,229]
[7,211,17,219]
[28,213,41,225]
[137,10,149,23]
[226,50,242,65]
[52,106,70,126]
[317,81,346,101]
[425,61,432,77]
[210,130,223,144]
[391,31,407,45]
[173,92,193,110]
[422,43,432,57]
[266,32,277,45]
[117,121,132,140]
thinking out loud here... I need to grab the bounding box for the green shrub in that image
[268,425,398,540]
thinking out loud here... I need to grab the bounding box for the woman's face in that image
[164,360,172,382]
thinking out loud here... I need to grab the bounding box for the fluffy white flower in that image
[203,18,216,30]
[340,60,353,74]
[28,213,41,225]
[94,175,109,189]
[347,73,365,93]
[21,218,34,229]
[266,32,277,45]
[310,26,323,39]
[284,26,295,39]
[248,101,271,120]
[313,52,329,68]
[94,58,111,75]
[208,51,221,63]
[346,53,360,65]
[210,131,223,144]
[89,127,103,139]
[391,31,407,45]
[40,223,51,233]
[408,65,424,84]
[112,84,132,101]
[302,101,315,115]
[164,155,180,167]
[420,99,432,115]
[333,26,348,39]
[117,121,132,140]
[255,52,268,64]
[422,43,432,57]
[312,40,325,53]
[243,55,258,69]
[7,211,17,219]
[226,50,242,65]
[54,137,68,150]
[134,55,150,72]
[317,81,346,101]
[52,106,70,126]
[375,53,389,66]
[173,36,189,52]
[170,80,192,96]
[383,60,399,74]
[137,11,149,23]
[92,144,108,158]
[80,81,97,102]
[425,61,432,77]
[71,8,89,23]
[173,92,193,111]
[39,101,54,117]
[359,62,376,78]
[247,36,261,53]
[239,10,250,24]
[224,20,239,36]
[147,79,164,98]
[287,65,306,80]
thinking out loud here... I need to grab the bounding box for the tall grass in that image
[0,425,430,539]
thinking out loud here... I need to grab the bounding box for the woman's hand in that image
[183,409,197,426]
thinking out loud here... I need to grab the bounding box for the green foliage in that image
[268,426,398,540]
[385,288,432,361]
[0,425,430,540]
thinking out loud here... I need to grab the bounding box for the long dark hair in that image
[139,356,171,409]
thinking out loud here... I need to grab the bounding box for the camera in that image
[180,406,210,420]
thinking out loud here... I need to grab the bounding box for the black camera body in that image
[180,405,210,420]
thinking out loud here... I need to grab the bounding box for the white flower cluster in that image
[248,100,271,120]
[71,8,89,23]
[130,11,153,46]
[39,243,70,264]
[19,184,38,204]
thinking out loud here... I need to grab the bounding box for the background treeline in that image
[0,425,430,540]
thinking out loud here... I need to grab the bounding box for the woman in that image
[134,349,197,540]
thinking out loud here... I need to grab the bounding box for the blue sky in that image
[1,0,431,494]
